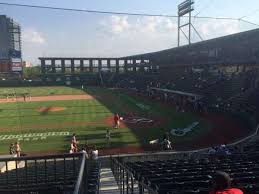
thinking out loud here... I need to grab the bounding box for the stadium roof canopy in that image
[123,28,259,66]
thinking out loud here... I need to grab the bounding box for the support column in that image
[133,59,137,72]
[107,59,111,72]
[236,65,239,72]
[71,59,75,73]
[41,59,46,74]
[80,59,84,73]
[243,65,246,72]
[124,59,128,73]
[98,59,102,73]
[61,59,65,73]
[51,59,56,73]
[148,64,151,72]
[89,59,93,73]
[116,59,119,74]
[140,59,145,72]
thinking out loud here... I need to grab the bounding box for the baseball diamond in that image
[0,86,254,154]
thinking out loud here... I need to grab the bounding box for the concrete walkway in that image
[99,168,120,194]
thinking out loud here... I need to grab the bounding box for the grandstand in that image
[1,1,259,193]
[0,27,257,193]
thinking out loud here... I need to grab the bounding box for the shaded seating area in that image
[111,153,259,194]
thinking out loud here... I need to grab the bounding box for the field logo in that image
[0,132,70,141]
[136,103,151,111]
[123,117,153,124]
[170,122,199,136]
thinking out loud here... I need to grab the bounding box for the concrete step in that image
[99,168,119,194]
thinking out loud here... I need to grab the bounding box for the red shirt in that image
[210,188,243,194]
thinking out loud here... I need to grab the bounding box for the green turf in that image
[0,86,213,154]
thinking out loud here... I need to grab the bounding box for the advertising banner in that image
[12,61,22,72]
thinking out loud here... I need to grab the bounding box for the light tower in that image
[178,0,200,46]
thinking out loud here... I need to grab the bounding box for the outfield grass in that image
[0,99,110,128]
[0,86,213,154]
[0,86,84,97]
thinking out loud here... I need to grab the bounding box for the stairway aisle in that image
[99,168,120,194]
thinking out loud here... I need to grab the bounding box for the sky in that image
[0,0,259,64]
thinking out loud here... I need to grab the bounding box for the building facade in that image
[0,15,22,73]
[23,61,33,68]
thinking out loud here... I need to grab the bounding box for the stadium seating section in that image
[124,154,259,194]
[111,68,259,121]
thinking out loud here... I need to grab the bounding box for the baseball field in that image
[0,86,252,155]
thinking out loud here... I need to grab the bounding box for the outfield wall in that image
[0,73,100,87]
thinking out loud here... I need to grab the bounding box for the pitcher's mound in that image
[36,106,66,113]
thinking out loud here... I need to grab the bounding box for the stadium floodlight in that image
[178,0,194,11]
[177,0,195,46]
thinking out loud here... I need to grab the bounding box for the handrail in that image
[0,152,90,194]
[111,157,133,177]
[111,157,158,194]
[73,154,86,194]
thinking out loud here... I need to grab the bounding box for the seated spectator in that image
[81,147,86,153]
[80,148,89,158]
[209,171,243,194]
[91,146,98,160]
[217,144,231,155]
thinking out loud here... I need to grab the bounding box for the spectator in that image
[9,143,15,155]
[15,142,21,157]
[84,141,89,153]
[217,144,231,155]
[80,148,89,158]
[210,171,243,194]
[81,147,86,153]
[91,146,98,160]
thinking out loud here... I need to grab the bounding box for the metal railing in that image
[73,153,86,194]
[110,156,157,194]
[0,153,96,194]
